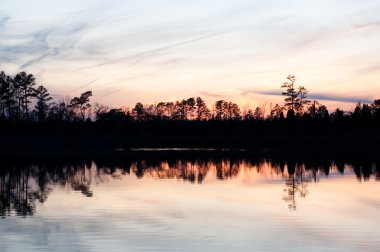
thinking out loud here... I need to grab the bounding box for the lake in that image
[1,153,380,251]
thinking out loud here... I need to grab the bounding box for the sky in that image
[1,0,380,110]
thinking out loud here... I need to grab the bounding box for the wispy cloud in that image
[0,23,89,69]
[309,94,373,104]
[352,20,380,29]
[198,91,223,99]
[74,31,228,72]
[21,48,59,68]
[0,9,105,70]
[71,78,99,93]
[96,88,125,99]
[243,89,373,104]
[0,29,52,63]
[358,62,380,75]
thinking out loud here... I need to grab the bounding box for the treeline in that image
[0,71,92,122]
[1,71,380,135]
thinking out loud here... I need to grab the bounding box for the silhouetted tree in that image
[132,102,146,121]
[253,107,264,120]
[156,102,167,119]
[48,101,71,121]
[172,100,186,120]
[332,108,344,119]
[243,108,254,120]
[286,109,295,122]
[227,102,241,120]
[196,97,211,120]
[331,108,346,129]
[185,97,196,120]
[372,99,380,122]
[215,100,228,120]
[296,86,310,114]
[270,104,284,120]
[94,103,109,120]
[281,75,299,112]
[352,103,362,122]
[69,91,93,121]
[164,102,175,119]
[320,106,330,125]
[13,72,36,119]
[214,100,241,120]
[34,85,52,121]
[0,71,14,119]
[144,104,158,120]
[308,101,319,119]
[361,104,372,124]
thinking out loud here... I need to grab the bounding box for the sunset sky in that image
[1,0,380,110]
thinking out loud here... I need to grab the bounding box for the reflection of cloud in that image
[243,89,373,104]
[0,15,10,28]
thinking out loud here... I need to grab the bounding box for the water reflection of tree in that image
[70,163,93,197]
[352,161,373,182]
[0,160,94,217]
[1,157,380,217]
[282,161,312,211]
[127,159,211,183]
[0,166,35,217]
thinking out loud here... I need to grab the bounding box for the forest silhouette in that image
[1,71,380,150]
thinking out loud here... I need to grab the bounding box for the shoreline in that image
[1,134,380,159]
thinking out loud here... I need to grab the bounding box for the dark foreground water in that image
[1,154,380,251]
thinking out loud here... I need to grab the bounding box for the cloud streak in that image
[96,88,124,99]
[0,11,98,70]
[71,79,99,93]
[74,31,228,72]
[21,48,59,68]
[198,91,223,99]
[243,90,373,104]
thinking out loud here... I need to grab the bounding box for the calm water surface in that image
[1,155,380,251]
